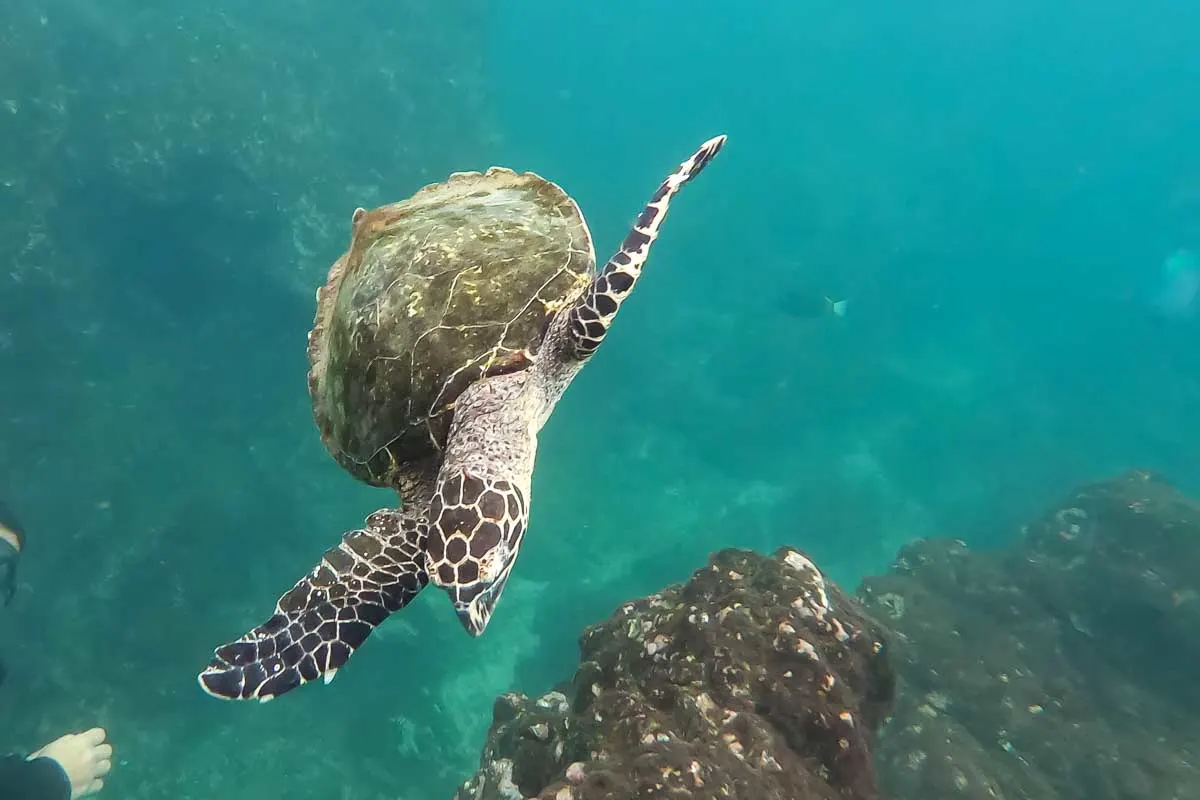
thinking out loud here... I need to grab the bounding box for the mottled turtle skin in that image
[306,167,595,500]
[199,135,727,702]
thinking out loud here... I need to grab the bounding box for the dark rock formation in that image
[459,470,1200,799]
[456,547,895,800]
[861,469,1200,799]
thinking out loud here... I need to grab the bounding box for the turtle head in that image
[427,468,529,638]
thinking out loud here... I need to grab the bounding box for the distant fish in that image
[1152,248,1199,317]
[779,289,847,320]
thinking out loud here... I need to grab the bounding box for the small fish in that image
[779,289,848,320]
[1151,248,1199,317]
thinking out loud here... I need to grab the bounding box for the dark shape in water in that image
[778,286,847,319]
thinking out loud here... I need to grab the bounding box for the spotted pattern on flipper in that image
[197,509,429,702]
[427,469,528,636]
[568,135,727,360]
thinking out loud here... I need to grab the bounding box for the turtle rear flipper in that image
[198,509,429,702]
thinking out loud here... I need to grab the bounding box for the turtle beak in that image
[455,567,515,637]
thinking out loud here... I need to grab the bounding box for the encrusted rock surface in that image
[862,469,1200,799]
[459,470,1200,799]
[456,547,895,800]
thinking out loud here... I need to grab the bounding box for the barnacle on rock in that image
[876,592,906,620]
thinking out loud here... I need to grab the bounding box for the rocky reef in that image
[862,469,1200,799]
[458,469,1200,800]
[455,547,895,800]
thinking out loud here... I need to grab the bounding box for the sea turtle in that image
[198,135,726,701]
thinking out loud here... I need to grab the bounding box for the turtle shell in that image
[307,167,596,488]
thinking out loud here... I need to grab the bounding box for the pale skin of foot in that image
[31,727,113,799]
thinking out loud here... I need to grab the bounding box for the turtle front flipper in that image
[565,134,727,360]
[426,373,534,637]
[198,509,429,702]
[427,467,529,637]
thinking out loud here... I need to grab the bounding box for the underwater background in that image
[1,1,1198,797]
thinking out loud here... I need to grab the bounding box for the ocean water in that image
[1,1,1198,798]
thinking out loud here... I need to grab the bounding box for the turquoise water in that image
[1,1,1198,797]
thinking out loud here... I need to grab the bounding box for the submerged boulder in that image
[862,469,1200,799]
[457,547,895,800]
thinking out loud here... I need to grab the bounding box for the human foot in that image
[32,727,113,798]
